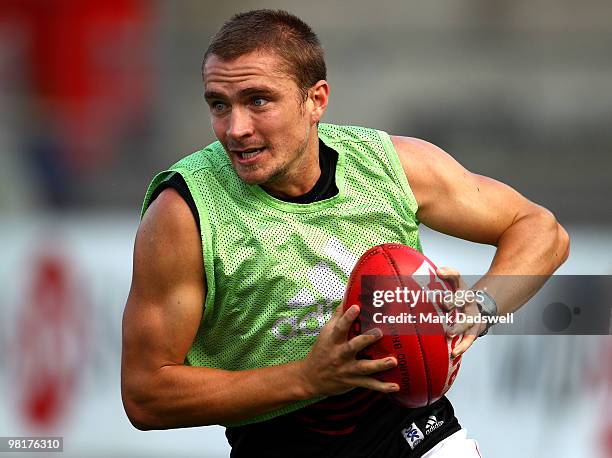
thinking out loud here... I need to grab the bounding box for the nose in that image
[226,107,254,141]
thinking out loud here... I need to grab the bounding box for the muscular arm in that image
[121,189,396,430]
[392,136,570,316]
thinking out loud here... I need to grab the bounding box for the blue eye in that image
[253,98,268,107]
[212,102,226,112]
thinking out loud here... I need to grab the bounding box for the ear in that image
[308,80,329,124]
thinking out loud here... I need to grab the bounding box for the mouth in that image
[231,147,266,164]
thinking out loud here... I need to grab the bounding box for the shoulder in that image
[137,188,202,273]
[390,135,465,197]
[142,188,196,232]
[390,136,455,172]
[389,135,498,222]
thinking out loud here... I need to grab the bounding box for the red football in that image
[343,243,462,408]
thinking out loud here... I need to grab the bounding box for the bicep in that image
[122,189,205,379]
[392,136,535,245]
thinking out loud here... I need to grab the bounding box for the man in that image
[121,9,569,457]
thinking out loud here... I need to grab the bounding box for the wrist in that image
[290,359,317,401]
[476,290,498,337]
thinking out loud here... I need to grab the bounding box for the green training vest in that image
[142,123,422,426]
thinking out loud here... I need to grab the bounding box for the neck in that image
[261,126,321,199]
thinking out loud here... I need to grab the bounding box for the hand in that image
[436,267,487,358]
[298,303,400,398]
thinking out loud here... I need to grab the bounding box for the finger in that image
[451,330,477,358]
[346,328,383,354]
[447,304,480,336]
[332,304,360,341]
[436,266,460,287]
[441,296,456,312]
[447,316,474,336]
[327,302,347,328]
[436,267,469,311]
[448,322,467,336]
[437,267,467,291]
[332,302,345,320]
[447,320,472,337]
[351,375,400,393]
[353,356,397,376]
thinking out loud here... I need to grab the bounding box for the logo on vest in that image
[424,415,444,435]
[271,238,358,341]
[401,423,424,449]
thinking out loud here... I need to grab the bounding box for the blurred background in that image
[0,0,610,456]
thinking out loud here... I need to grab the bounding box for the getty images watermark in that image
[369,285,513,327]
[359,275,612,335]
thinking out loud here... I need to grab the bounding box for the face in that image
[203,51,328,196]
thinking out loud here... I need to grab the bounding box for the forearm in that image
[123,360,311,430]
[472,208,570,315]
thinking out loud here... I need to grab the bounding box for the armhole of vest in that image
[376,129,420,220]
[141,169,215,319]
[141,170,170,218]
